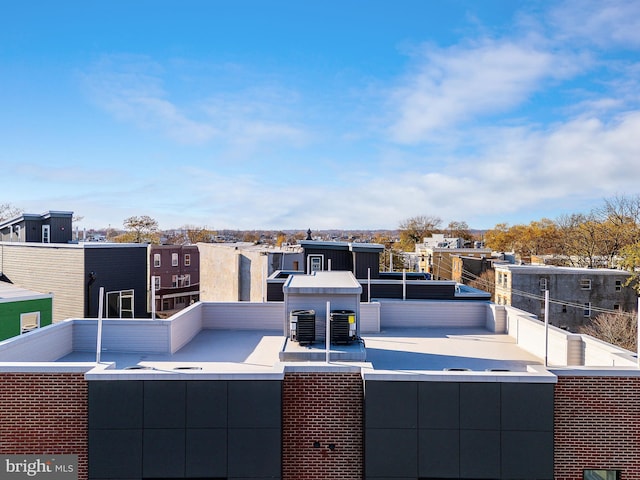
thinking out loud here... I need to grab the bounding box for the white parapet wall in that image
[0,320,74,362]
[378,299,489,329]
[581,334,637,367]
[504,305,638,367]
[360,302,381,333]
[169,302,204,353]
[486,304,507,333]
[72,318,172,354]
[201,302,285,330]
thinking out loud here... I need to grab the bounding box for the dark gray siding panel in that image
[418,382,459,429]
[47,216,73,243]
[228,428,281,478]
[186,380,227,428]
[185,428,227,477]
[355,251,380,279]
[363,282,457,301]
[267,281,285,301]
[24,219,41,242]
[365,428,418,478]
[365,381,417,428]
[88,379,282,480]
[304,247,353,273]
[143,428,186,478]
[144,380,186,428]
[501,430,554,479]
[460,429,501,479]
[85,246,148,318]
[418,429,460,478]
[460,383,500,430]
[501,382,554,431]
[228,380,282,428]
[365,381,554,480]
[88,380,143,429]
[88,429,142,479]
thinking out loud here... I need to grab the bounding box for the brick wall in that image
[0,373,88,480]
[555,375,640,479]
[282,372,363,480]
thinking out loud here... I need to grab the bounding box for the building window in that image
[154,276,161,290]
[154,253,161,267]
[105,289,134,319]
[615,280,622,291]
[584,470,620,480]
[580,278,592,290]
[20,312,40,333]
[583,302,591,317]
[613,304,620,311]
[184,254,191,266]
[42,225,50,243]
[293,260,299,271]
[179,274,191,287]
[172,275,178,287]
[540,278,548,291]
[172,253,179,267]
[308,255,323,273]
[562,304,567,313]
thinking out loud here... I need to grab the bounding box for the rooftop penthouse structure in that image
[1,271,638,480]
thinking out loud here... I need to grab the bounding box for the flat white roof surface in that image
[0,282,50,301]
[362,328,542,372]
[56,327,543,373]
[284,271,362,291]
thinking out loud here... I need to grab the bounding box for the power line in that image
[454,265,633,316]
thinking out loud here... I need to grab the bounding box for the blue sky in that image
[2,1,640,231]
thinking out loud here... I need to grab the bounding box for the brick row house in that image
[149,245,200,315]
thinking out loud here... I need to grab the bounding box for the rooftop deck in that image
[0,298,637,380]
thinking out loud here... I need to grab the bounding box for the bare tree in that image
[447,220,472,241]
[468,269,495,301]
[580,311,637,352]
[398,215,442,251]
[0,203,23,223]
[122,215,160,243]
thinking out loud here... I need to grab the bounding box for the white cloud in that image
[81,55,218,145]
[549,0,640,48]
[387,39,577,144]
[81,55,308,149]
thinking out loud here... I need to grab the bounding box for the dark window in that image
[584,470,620,480]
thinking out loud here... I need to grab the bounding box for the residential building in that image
[416,235,492,280]
[298,239,384,277]
[0,210,73,243]
[494,264,636,330]
[0,271,638,480]
[0,282,53,340]
[149,244,200,315]
[0,242,148,322]
[198,242,303,302]
[267,239,491,302]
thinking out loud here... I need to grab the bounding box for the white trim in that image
[20,311,40,333]
[42,225,50,243]
[307,254,324,273]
